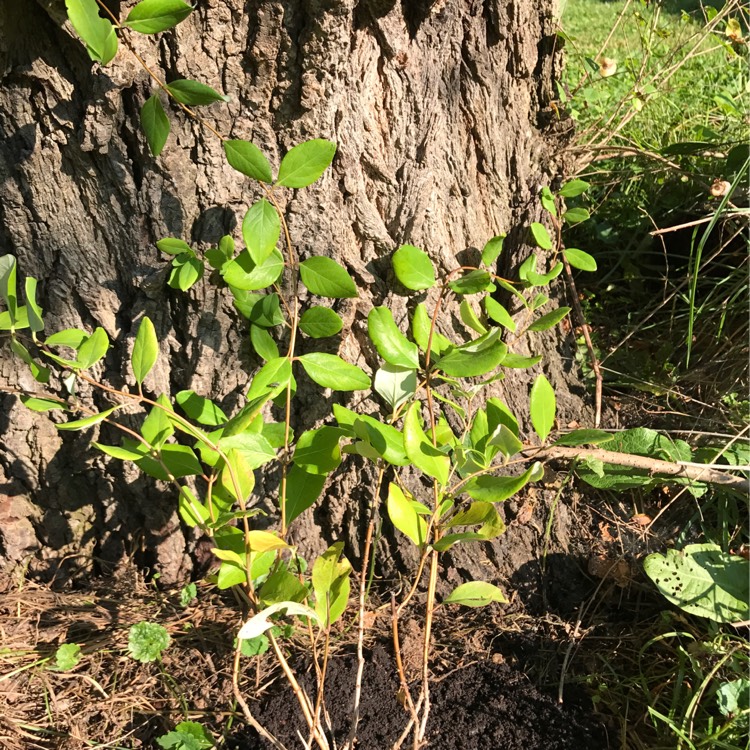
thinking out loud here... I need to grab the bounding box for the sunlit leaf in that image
[276,139,336,188]
[392,245,435,291]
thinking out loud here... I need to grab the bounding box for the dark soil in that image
[232,645,608,749]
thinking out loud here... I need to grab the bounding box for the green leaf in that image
[157,722,214,750]
[165,79,228,106]
[132,316,158,386]
[484,297,516,332]
[53,643,82,672]
[412,303,451,357]
[501,353,542,369]
[45,328,89,349]
[558,179,589,198]
[259,570,308,606]
[219,448,256,502]
[65,0,118,65]
[124,0,193,34]
[527,306,570,332]
[57,406,118,431]
[75,327,109,369]
[481,234,505,267]
[486,397,519,438]
[298,352,370,391]
[276,139,336,188]
[529,222,553,250]
[233,292,284,327]
[392,245,435,291]
[403,402,449,486]
[24,278,44,334]
[157,237,192,255]
[435,329,506,378]
[285,464,326,525]
[249,325,279,361]
[218,433,276,469]
[487,424,523,458]
[444,581,506,607]
[242,199,280,266]
[93,442,147,461]
[459,299,487,335]
[128,621,170,663]
[564,248,597,272]
[141,395,174,448]
[175,390,227,426]
[563,207,590,225]
[387,483,427,547]
[299,307,343,338]
[293,427,345,475]
[553,429,613,447]
[333,405,409,466]
[373,364,416,412]
[169,254,204,291]
[367,307,419,369]
[245,357,292,401]
[464,463,540,502]
[140,94,170,156]
[540,187,556,216]
[717,679,750,718]
[10,339,50,383]
[312,542,352,627]
[20,396,67,412]
[223,140,273,184]
[448,270,493,295]
[530,374,555,442]
[519,255,563,288]
[644,544,749,624]
[222,249,283,291]
[0,254,17,321]
[138,444,203,481]
[299,257,358,298]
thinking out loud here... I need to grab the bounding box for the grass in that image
[558,2,750,748]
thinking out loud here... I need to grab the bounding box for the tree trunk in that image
[0,0,585,587]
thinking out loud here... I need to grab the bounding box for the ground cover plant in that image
[0,1,748,749]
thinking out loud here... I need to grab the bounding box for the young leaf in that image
[444,581,506,607]
[373,364,416,412]
[298,353,370,391]
[448,270,493,295]
[250,325,279,361]
[530,374,556,442]
[140,94,170,156]
[157,722,214,750]
[563,248,597,272]
[293,426,345,475]
[367,307,419,369]
[392,245,435,291]
[299,257,358,298]
[540,186,556,216]
[65,0,118,65]
[501,353,542,368]
[157,237,192,255]
[128,621,170,663]
[245,357,292,401]
[246,531,290,553]
[169,255,204,291]
[57,406,118,431]
[563,207,590,225]
[217,433,276,469]
[275,139,336,188]
[93,442,147,461]
[223,140,273,184]
[481,234,506,267]
[0,254,17,322]
[237,602,321,640]
[558,178,590,198]
[165,79,229,106]
[387,483,427,547]
[412,303,451,357]
[285,464,327,525]
[484,297,516,332]
[24,278,44,334]
[76,327,109,369]
[124,0,193,34]
[434,329,506,378]
[312,542,352,627]
[141,395,174,448]
[175,390,227,426]
[464,463,540,503]
[403,402,449,486]
[527,306,570,332]
[222,250,283,291]
[334,405,409,466]
[529,222,553,251]
[53,643,82,672]
[299,307,343,338]
[242,199,280,266]
[10,339,50,383]
[459,299,487,335]
[20,396,67,412]
[132,316,158,386]
[45,328,89,349]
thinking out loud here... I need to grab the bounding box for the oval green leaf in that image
[530,373,556,442]
[242,199,280,266]
[65,0,118,65]
[298,353,370,391]
[299,307,343,338]
[132,316,158,386]
[140,94,170,156]
[564,248,597,272]
[387,483,427,547]
[222,250,284,291]
[392,245,435,291]
[299,257,358,298]
[223,140,273,184]
[529,223,553,251]
[124,0,193,34]
[367,307,419,369]
[165,79,228,106]
[276,139,336,188]
[76,327,109,370]
[527,306,570,332]
[444,581,506,607]
[403,402,449,486]
[57,406,118,431]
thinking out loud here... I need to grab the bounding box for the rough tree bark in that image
[0,0,586,588]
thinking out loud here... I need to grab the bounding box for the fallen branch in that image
[523,446,749,493]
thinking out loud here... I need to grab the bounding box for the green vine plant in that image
[1,1,748,748]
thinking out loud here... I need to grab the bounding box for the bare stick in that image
[391,595,420,746]
[416,550,439,743]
